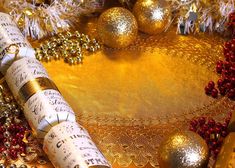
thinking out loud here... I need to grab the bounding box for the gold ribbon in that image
[18,77,59,104]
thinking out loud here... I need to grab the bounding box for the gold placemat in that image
[41,27,234,167]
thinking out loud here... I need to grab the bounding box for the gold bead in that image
[35,48,41,54]
[45,56,52,62]
[66,31,72,38]
[82,43,88,50]
[54,54,60,60]
[68,58,74,65]
[89,46,95,52]
[76,46,81,52]
[63,53,69,58]
[95,43,101,49]
[70,49,77,54]
[92,38,97,44]
[133,0,171,35]
[36,54,43,61]
[50,41,57,48]
[75,31,81,38]
[97,7,138,48]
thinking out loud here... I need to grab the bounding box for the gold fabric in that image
[215,133,235,168]
[40,22,234,167]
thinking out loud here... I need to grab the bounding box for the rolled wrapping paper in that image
[43,121,111,168]
[214,133,235,168]
[0,12,35,74]
[5,57,76,138]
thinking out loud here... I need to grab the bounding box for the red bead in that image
[0,147,5,153]
[0,134,4,140]
[215,127,221,133]
[16,133,24,139]
[224,48,229,56]
[211,89,218,98]
[222,131,228,137]
[226,83,233,90]
[190,120,198,127]
[219,87,226,95]
[11,138,17,146]
[224,61,231,70]
[19,126,26,132]
[198,117,206,125]
[222,123,228,130]
[226,117,231,124]
[213,148,221,158]
[202,124,209,131]
[205,86,212,95]
[225,42,232,49]
[228,89,235,99]
[230,66,235,74]
[18,146,25,154]
[217,79,224,87]
[15,125,20,131]
[208,81,215,89]
[0,126,6,133]
[9,150,18,160]
[8,124,16,133]
[230,55,235,62]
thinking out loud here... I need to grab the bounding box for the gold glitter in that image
[133,0,171,35]
[97,7,138,48]
[158,131,209,168]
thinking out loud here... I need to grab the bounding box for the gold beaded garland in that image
[133,0,171,35]
[158,131,209,168]
[97,7,138,48]
[35,31,101,65]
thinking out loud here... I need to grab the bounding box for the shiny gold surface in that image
[228,110,235,132]
[19,77,58,104]
[158,131,209,168]
[133,0,171,34]
[215,133,235,168]
[40,25,235,167]
[97,7,138,48]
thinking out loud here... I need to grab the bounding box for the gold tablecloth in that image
[36,26,235,167]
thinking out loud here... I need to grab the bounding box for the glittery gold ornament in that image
[133,0,171,35]
[158,131,209,168]
[97,7,138,48]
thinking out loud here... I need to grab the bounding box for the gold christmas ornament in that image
[133,0,171,35]
[97,7,138,48]
[158,131,209,168]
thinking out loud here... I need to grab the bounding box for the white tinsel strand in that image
[1,0,105,40]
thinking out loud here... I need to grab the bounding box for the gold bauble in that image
[158,131,209,168]
[133,0,171,35]
[97,7,138,48]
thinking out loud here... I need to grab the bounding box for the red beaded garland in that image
[189,112,231,158]
[0,119,29,160]
[205,38,235,99]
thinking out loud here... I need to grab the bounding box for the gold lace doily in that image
[39,24,235,167]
